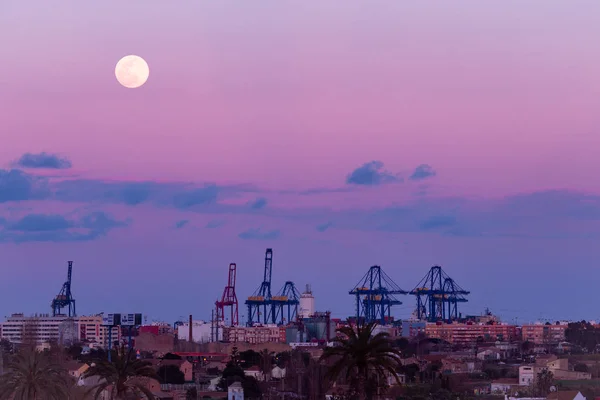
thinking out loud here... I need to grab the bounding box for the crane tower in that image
[215,263,239,326]
[409,265,470,322]
[51,261,76,317]
[246,248,274,326]
[349,265,407,325]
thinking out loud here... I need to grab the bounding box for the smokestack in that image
[189,315,193,342]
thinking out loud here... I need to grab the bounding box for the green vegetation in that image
[320,322,403,400]
[83,344,159,399]
[0,347,70,400]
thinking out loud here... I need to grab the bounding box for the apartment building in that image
[223,325,282,344]
[426,322,518,344]
[78,315,120,349]
[521,323,567,344]
[1,313,120,348]
[0,313,76,345]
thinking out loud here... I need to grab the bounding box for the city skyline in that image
[1,0,600,323]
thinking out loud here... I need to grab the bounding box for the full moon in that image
[115,55,149,89]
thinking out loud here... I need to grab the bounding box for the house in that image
[490,378,519,394]
[271,366,286,379]
[229,381,244,400]
[244,365,264,381]
[155,359,193,382]
[478,348,507,361]
[519,365,536,386]
[546,391,586,400]
[65,361,89,379]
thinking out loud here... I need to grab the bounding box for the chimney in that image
[189,314,193,342]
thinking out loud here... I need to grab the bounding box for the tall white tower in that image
[299,284,315,319]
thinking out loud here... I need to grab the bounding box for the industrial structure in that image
[272,281,300,325]
[246,248,274,325]
[409,265,470,322]
[51,261,76,317]
[215,263,239,326]
[349,265,407,325]
[299,285,315,319]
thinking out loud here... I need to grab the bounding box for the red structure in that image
[215,263,239,326]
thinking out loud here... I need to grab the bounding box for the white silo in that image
[299,284,315,319]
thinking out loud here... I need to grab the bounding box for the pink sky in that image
[0,0,599,322]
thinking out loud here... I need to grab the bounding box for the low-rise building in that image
[223,325,282,344]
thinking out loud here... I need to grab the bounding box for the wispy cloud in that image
[175,219,189,229]
[238,228,281,240]
[346,161,401,186]
[15,152,72,169]
[410,164,436,181]
[206,220,225,229]
[316,221,333,232]
[0,211,127,243]
[248,197,268,210]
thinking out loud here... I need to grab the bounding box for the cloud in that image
[6,214,72,231]
[316,222,333,232]
[175,220,189,229]
[346,161,400,186]
[173,185,219,209]
[410,164,436,181]
[419,215,457,231]
[248,197,268,210]
[206,220,225,229]
[15,152,72,169]
[0,211,127,243]
[238,228,281,240]
[339,189,600,239]
[0,169,50,203]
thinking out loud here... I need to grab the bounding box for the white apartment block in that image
[1,313,120,349]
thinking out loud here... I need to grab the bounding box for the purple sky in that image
[1,0,599,324]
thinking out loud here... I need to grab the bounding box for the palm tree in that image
[320,322,402,400]
[258,349,273,381]
[0,346,70,400]
[83,344,159,399]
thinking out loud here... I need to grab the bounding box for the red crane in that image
[215,263,239,326]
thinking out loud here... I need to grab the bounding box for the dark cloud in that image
[410,164,436,181]
[6,214,72,232]
[238,228,281,240]
[419,215,457,231]
[175,220,189,229]
[0,211,127,243]
[0,169,50,203]
[346,161,401,186]
[341,189,600,239]
[173,185,219,209]
[15,152,72,169]
[206,220,225,229]
[248,197,268,210]
[316,222,333,232]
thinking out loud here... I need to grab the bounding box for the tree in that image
[320,322,402,400]
[158,364,185,384]
[186,387,198,400]
[258,349,273,381]
[162,353,182,360]
[83,343,159,399]
[574,363,589,373]
[217,362,262,399]
[521,340,534,355]
[534,368,554,396]
[0,347,70,400]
